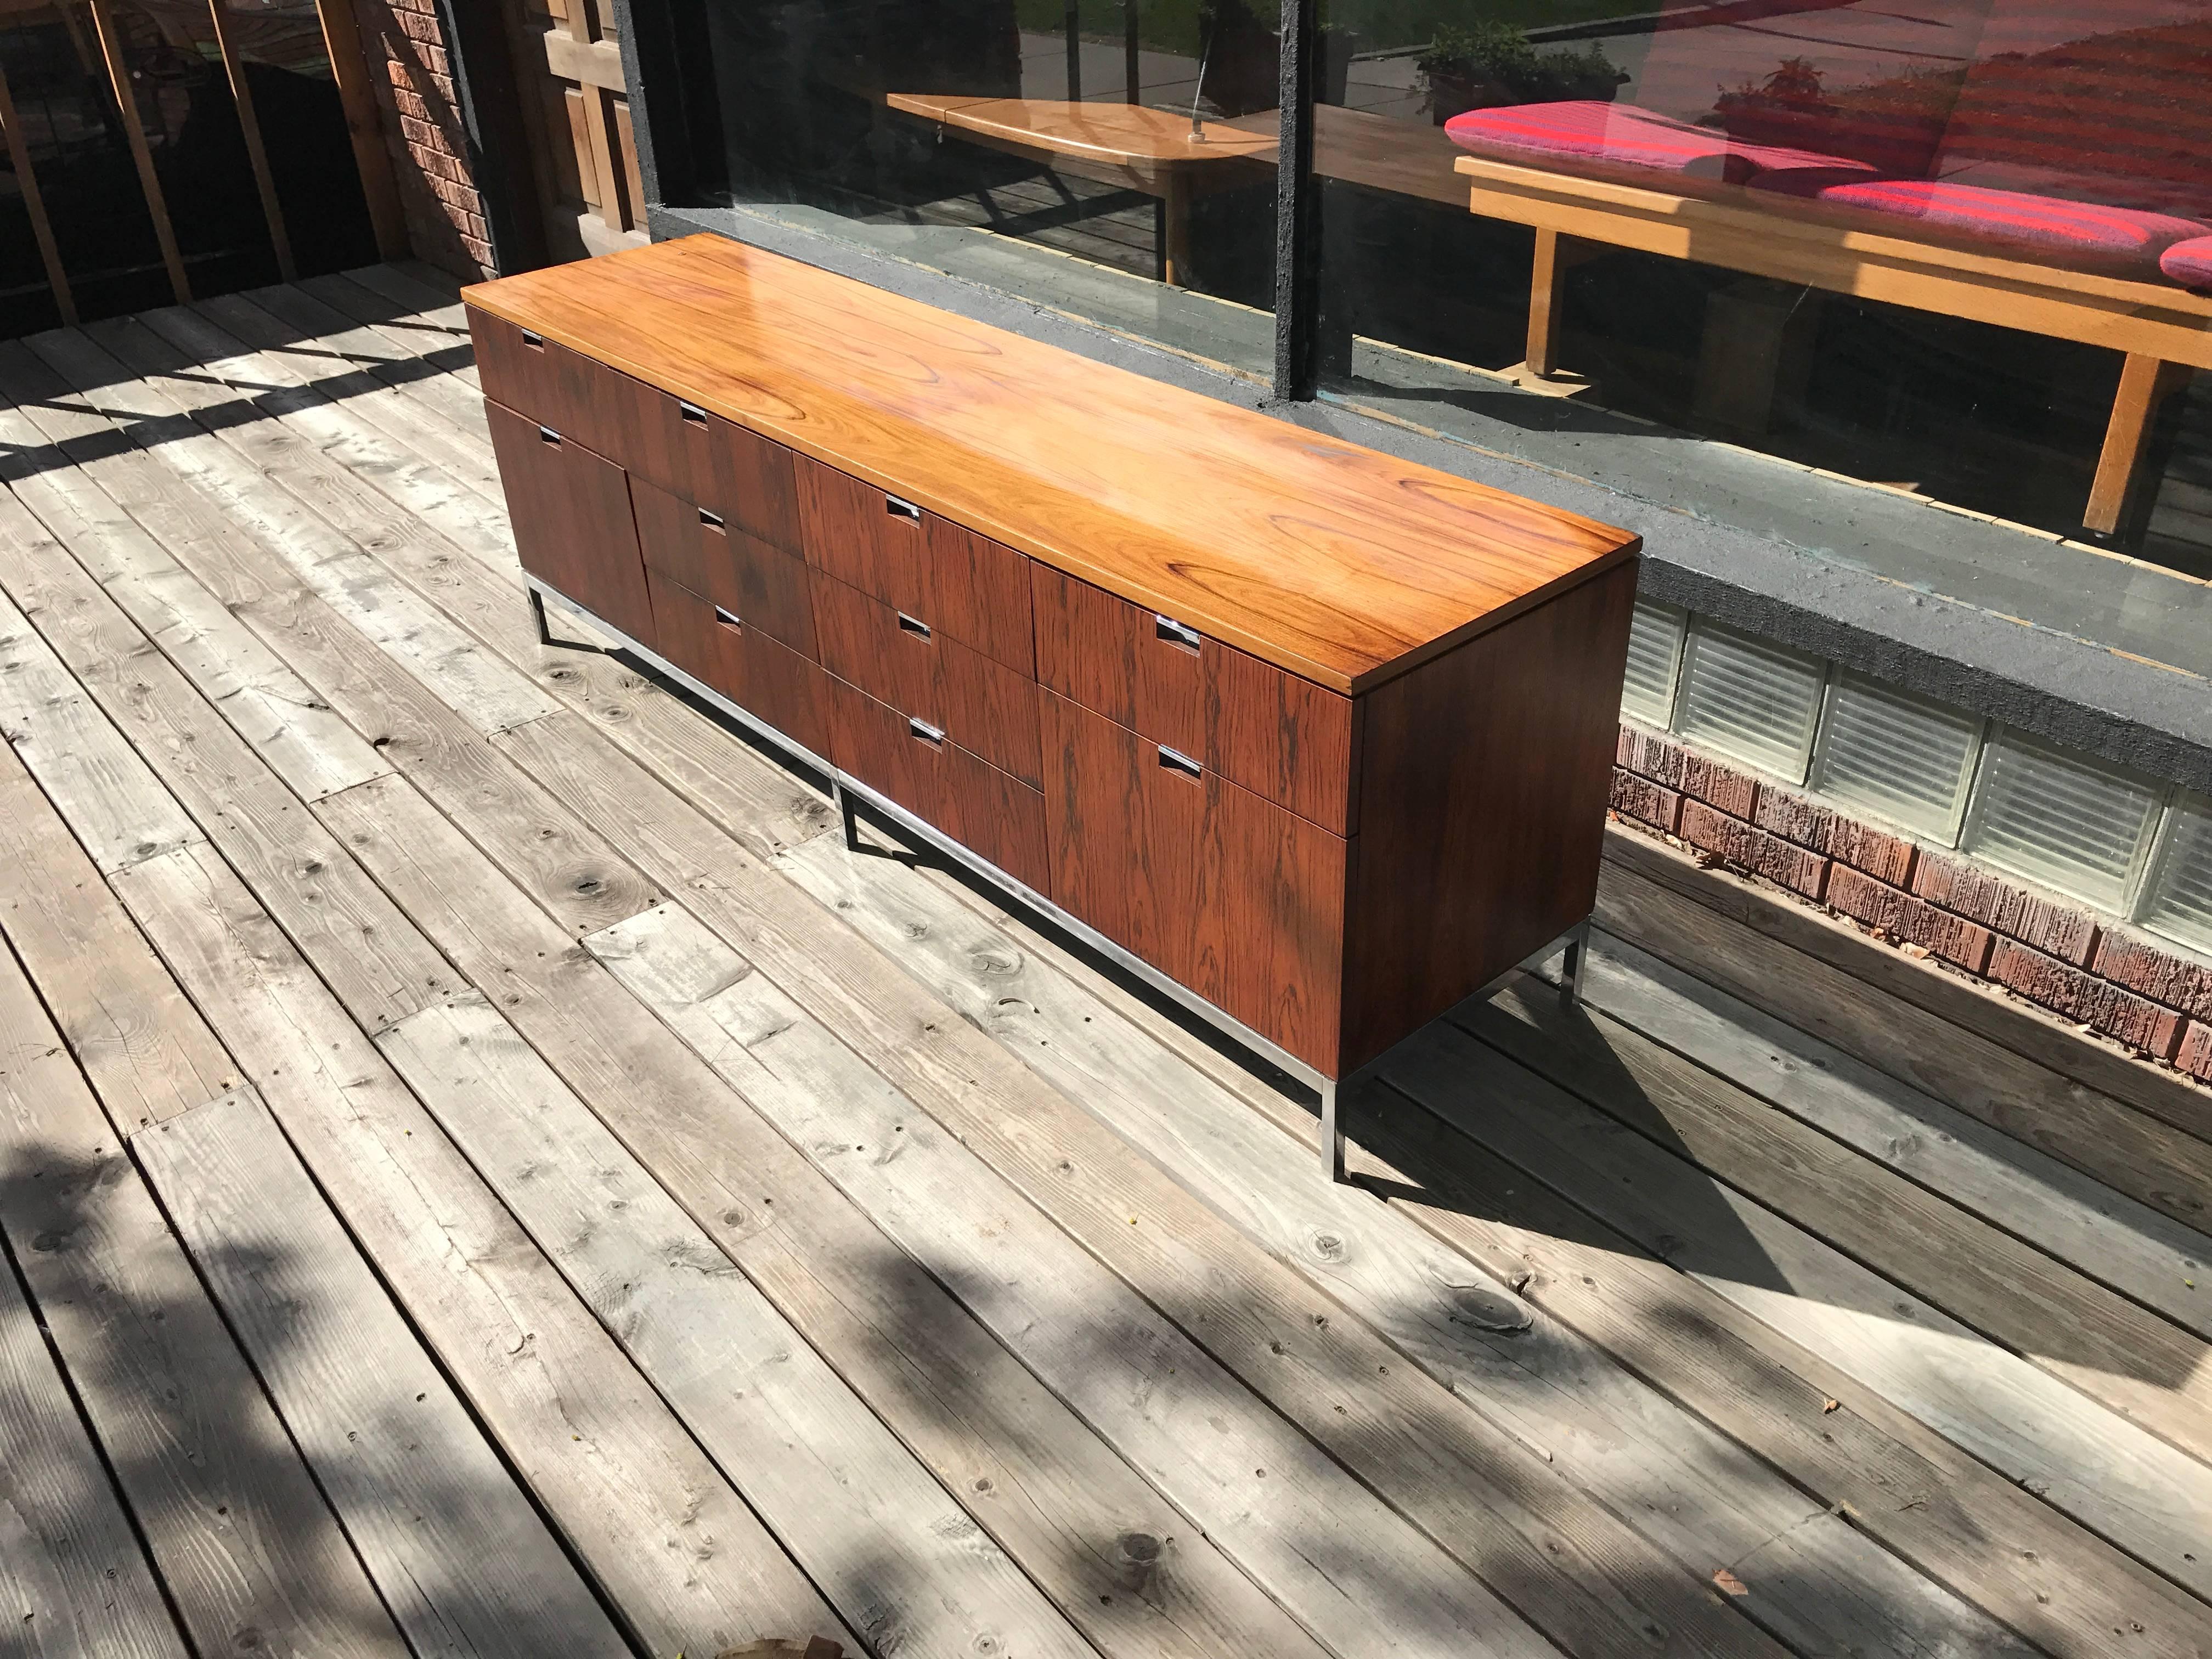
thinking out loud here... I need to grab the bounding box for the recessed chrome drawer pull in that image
[713,606,742,631]
[896,612,932,640]
[678,400,709,426]
[1155,614,1201,651]
[1158,744,1203,780]
[909,716,946,746]
[537,426,561,445]
[698,507,725,529]
[520,329,544,349]
[884,493,922,523]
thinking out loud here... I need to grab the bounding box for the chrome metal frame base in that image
[528,577,1593,1185]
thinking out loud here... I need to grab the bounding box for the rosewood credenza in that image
[465,235,1640,1180]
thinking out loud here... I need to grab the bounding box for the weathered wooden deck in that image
[1,265,2209,1659]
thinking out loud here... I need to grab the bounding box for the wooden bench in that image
[1454,153,2212,534]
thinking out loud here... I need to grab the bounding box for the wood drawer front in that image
[796,456,1034,676]
[634,477,816,657]
[472,309,627,462]
[811,574,1040,788]
[1041,690,1346,1073]
[830,676,1049,893]
[486,399,656,647]
[1032,566,1357,836]
[645,567,830,758]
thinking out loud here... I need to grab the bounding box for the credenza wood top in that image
[464,235,1640,692]
[883,96,1277,171]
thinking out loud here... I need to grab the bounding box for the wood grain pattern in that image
[1041,689,1346,1070]
[797,454,1036,675]
[471,307,625,456]
[812,572,1041,786]
[646,568,831,758]
[634,476,816,655]
[831,675,1049,893]
[486,398,658,647]
[464,236,1639,692]
[1032,564,1358,833]
[1340,558,1634,1071]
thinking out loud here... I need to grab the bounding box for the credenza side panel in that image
[1339,557,1637,1073]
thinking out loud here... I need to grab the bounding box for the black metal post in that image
[1271,0,1319,400]
[428,0,547,273]
[1125,0,1140,103]
[1065,1,1084,99]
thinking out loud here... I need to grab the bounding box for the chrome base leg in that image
[1320,1077,1345,1183]
[832,778,860,851]
[1561,917,1593,1009]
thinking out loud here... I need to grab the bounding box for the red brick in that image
[1826,866,1993,973]
[1616,725,1683,788]
[2177,1022,2212,1082]
[1680,800,1830,901]
[1611,768,1681,836]
[1751,787,1833,851]
[1825,819,1917,887]
[2092,929,2212,1022]
[1909,849,2100,966]
[1987,940,2183,1059]
[398,113,440,149]
[1675,750,1758,818]
[395,9,441,42]
[390,86,431,121]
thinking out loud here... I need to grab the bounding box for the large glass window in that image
[1304,1,2212,578]
[661,0,1282,369]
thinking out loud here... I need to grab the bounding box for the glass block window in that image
[1812,672,1984,845]
[1963,732,2164,911]
[1674,620,1826,783]
[2140,795,2212,957]
[1621,601,1686,727]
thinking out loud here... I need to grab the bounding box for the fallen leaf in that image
[1822,1398,1839,1413]
[1713,1567,1749,1596]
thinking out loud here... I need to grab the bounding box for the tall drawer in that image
[634,477,816,657]
[830,676,1049,895]
[1032,565,1358,836]
[796,456,1033,676]
[645,567,830,759]
[485,400,656,648]
[811,574,1039,787]
[1041,690,1347,1074]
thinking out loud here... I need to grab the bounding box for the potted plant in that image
[1420,21,1623,126]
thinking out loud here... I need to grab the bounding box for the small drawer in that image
[811,573,1039,787]
[829,675,1049,895]
[644,567,830,759]
[634,477,816,658]
[469,308,628,464]
[796,456,1032,676]
[1032,565,1358,836]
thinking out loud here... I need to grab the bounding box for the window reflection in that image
[1312,1,2212,577]
[668,0,1281,358]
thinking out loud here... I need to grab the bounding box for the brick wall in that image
[1611,723,2212,1081]
[348,0,495,279]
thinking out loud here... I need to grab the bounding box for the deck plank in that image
[1598,853,2212,1232]
[112,839,855,1659]
[0,890,411,1659]
[0,1221,186,1659]
[1572,932,2212,1346]
[769,826,2042,1659]
[376,991,1100,1659]
[314,771,1330,1659]
[1408,1001,2212,1605]
[291,270,494,437]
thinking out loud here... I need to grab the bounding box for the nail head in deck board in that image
[580,908,1567,1659]
[0,522,460,1034]
[322,730,1325,1659]
[1572,931,2212,1349]
[1328,1066,2189,1659]
[465,235,1640,694]
[372,992,1101,1659]
[770,828,2022,1659]
[1596,854,2212,1232]
[0,929,410,1659]
[0,1237,187,1659]
[132,1085,633,1659]
[108,840,856,1659]
[1384,1016,2212,1607]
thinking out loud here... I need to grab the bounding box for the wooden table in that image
[882,95,1276,285]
